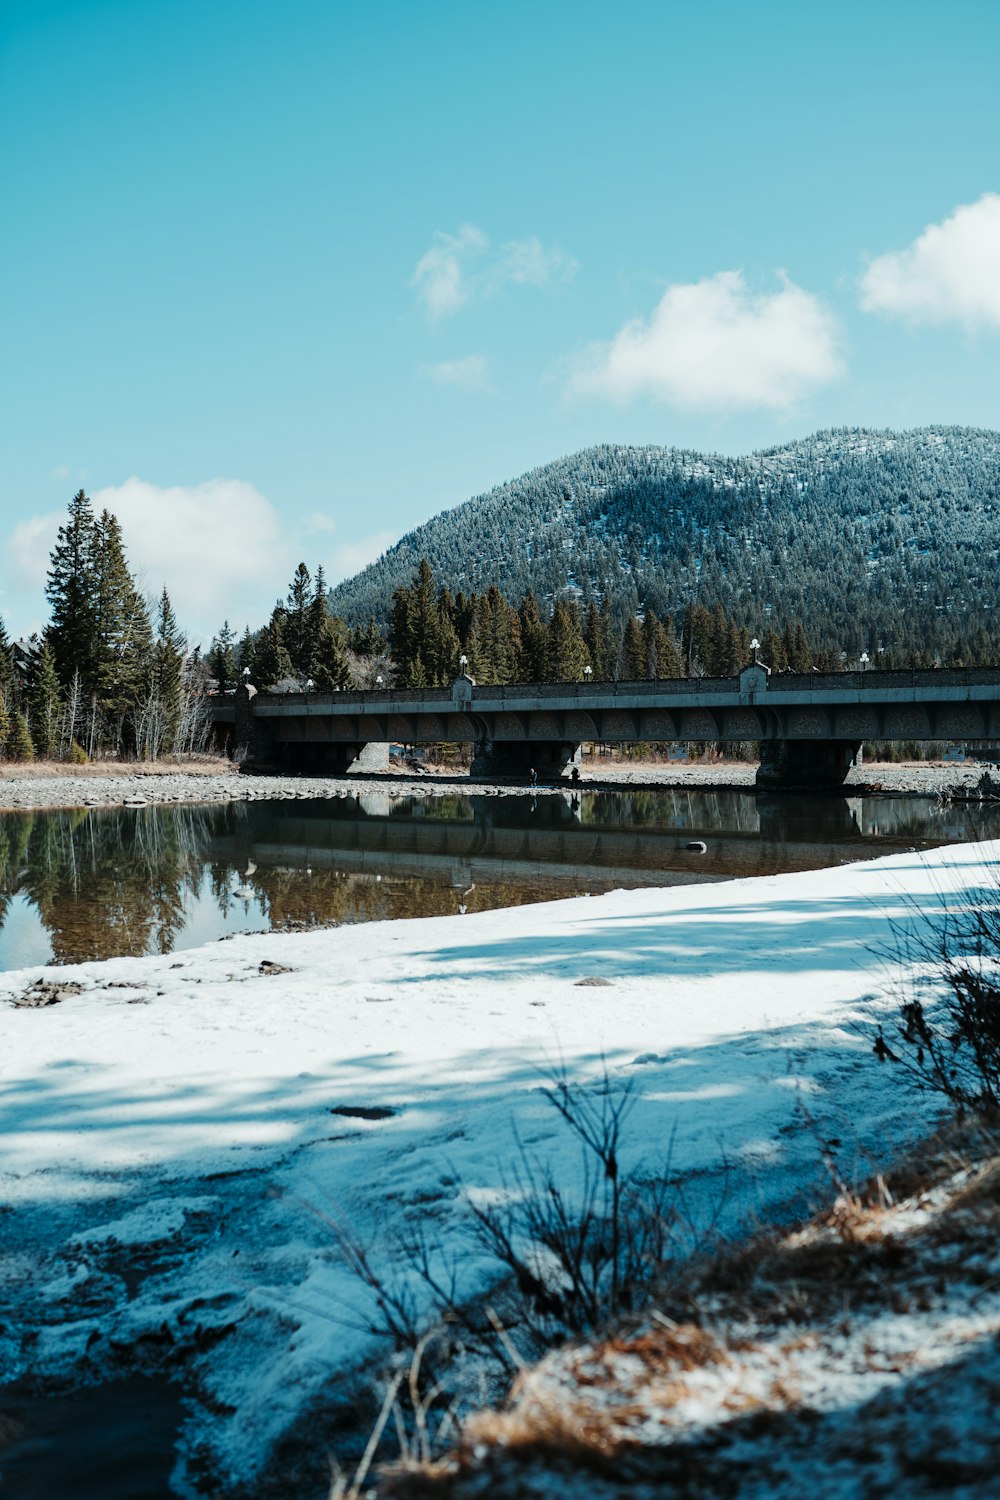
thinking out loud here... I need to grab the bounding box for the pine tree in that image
[517,593,548,681]
[622,617,646,679]
[46,490,99,692]
[28,641,62,759]
[547,600,589,681]
[285,563,314,675]
[237,626,257,680]
[784,620,813,673]
[0,617,17,709]
[209,620,238,692]
[153,589,186,701]
[93,510,153,722]
[255,612,294,688]
[583,602,610,681]
[312,618,354,690]
[305,566,329,675]
[761,626,787,672]
[8,712,35,762]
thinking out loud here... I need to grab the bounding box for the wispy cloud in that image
[496,236,578,288]
[410,226,578,316]
[568,270,843,411]
[422,354,494,392]
[860,193,1000,329]
[329,529,396,580]
[410,225,488,318]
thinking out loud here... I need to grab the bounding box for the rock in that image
[12,978,85,1008]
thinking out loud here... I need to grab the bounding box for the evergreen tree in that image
[93,510,153,721]
[305,566,329,675]
[517,593,549,681]
[209,620,238,692]
[237,626,257,679]
[761,626,787,672]
[0,617,17,709]
[583,602,612,681]
[46,490,99,692]
[312,618,354,690]
[8,712,35,762]
[255,612,294,687]
[547,600,589,681]
[28,641,62,759]
[153,589,186,701]
[350,617,385,657]
[783,620,813,673]
[285,563,314,675]
[622,617,646,680]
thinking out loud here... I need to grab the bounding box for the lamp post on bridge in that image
[750,637,760,666]
[583,664,592,685]
[459,654,469,674]
[860,652,869,673]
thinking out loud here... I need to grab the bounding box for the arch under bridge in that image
[209,664,1000,791]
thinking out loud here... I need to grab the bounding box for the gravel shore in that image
[0,759,996,812]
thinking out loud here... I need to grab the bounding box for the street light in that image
[305,678,314,691]
[459,654,468,672]
[860,651,869,672]
[750,637,760,665]
[375,674,384,687]
[583,664,592,682]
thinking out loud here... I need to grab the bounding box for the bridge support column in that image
[756,739,861,793]
[269,741,392,775]
[471,740,582,782]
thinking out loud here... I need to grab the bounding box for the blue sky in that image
[3,0,1000,640]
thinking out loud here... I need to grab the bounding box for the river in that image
[1,788,997,968]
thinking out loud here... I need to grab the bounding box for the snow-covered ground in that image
[1,841,994,1494]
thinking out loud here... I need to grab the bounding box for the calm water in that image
[0,788,997,969]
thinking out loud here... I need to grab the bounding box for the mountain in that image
[328,427,1000,658]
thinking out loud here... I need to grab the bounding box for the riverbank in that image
[1,840,995,1495]
[0,758,996,812]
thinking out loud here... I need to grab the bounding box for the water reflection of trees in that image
[0,806,220,963]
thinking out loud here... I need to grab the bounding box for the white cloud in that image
[410,224,488,318]
[497,236,578,287]
[860,193,1000,329]
[7,478,299,640]
[410,227,579,315]
[422,354,494,391]
[329,529,396,581]
[568,270,843,410]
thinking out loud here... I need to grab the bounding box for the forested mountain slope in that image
[329,428,1000,658]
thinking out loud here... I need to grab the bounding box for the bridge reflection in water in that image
[1,791,997,968]
[210,788,996,899]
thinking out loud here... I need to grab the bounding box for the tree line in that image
[0,490,206,763]
[211,555,830,694]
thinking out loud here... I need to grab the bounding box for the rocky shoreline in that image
[0,759,997,812]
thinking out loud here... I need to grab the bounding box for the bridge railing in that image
[248,664,1000,710]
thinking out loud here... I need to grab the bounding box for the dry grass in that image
[373,1118,1000,1499]
[0,755,229,781]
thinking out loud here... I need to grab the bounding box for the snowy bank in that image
[2,841,996,1493]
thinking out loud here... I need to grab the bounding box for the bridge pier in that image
[471,739,582,781]
[756,739,861,793]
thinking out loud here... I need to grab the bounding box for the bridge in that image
[211,664,1000,790]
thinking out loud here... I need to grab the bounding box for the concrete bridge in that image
[211,664,1000,790]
